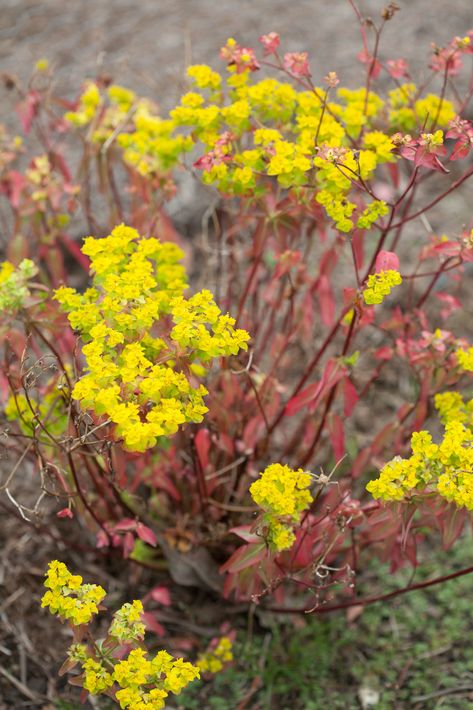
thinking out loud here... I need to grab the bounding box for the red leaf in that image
[220,542,266,574]
[148,586,171,606]
[57,508,73,519]
[285,360,346,417]
[141,611,166,637]
[195,428,211,470]
[285,381,322,417]
[317,274,335,326]
[329,414,345,461]
[113,518,137,532]
[7,170,26,208]
[450,140,470,160]
[343,378,358,417]
[136,523,157,547]
[375,250,399,272]
[16,91,40,134]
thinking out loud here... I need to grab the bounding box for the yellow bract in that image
[55,225,249,452]
[41,560,106,626]
[363,270,402,305]
[250,463,313,551]
[367,392,473,509]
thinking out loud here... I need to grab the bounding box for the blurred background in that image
[1,0,472,108]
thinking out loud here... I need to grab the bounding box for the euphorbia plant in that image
[0,1,472,635]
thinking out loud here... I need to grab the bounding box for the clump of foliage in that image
[1,1,473,705]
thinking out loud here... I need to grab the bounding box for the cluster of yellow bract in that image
[81,648,200,707]
[108,600,146,643]
[167,59,455,231]
[65,83,191,176]
[250,463,313,551]
[64,57,455,233]
[42,562,200,710]
[367,391,473,508]
[41,560,106,625]
[363,269,403,305]
[110,648,199,709]
[456,346,473,371]
[197,636,234,674]
[0,259,37,313]
[54,225,250,452]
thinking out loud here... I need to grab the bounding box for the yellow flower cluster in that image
[42,562,200,708]
[357,200,389,229]
[41,560,106,625]
[250,463,313,551]
[65,81,101,126]
[83,659,114,695]
[62,57,455,233]
[54,225,249,452]
[197,636,233,674]
[112,647,200,709]
[109,600,146,643]
[367,392,473,508]
[435,391,473,427]
[456,346,473,372]
[117,110,193,177]
[65,82,191,177]
[0,258,37,313]
[165,57,454,230]
[387,84,455,131]
[363,269,402,305]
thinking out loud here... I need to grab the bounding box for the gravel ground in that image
[0,0,472,108]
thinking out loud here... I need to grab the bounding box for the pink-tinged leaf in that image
[317,274,335,326]
[149,586,171,606]
[285,360,346,417]
[351,229,365,270]
[136,523,157,547]
[220,542,266,574]
[229,525,261,544]
[141,611,165,637]
[285,381,322,417]
[113,518,137,532]
[386,162,400,189]
[386,58,410,79]
[449,138,471,161]
[96,530,110,549]
[122,532,135,558]
[16,91,40,134]
[357,50,382,78]
[375,250,399,273]
[343,378,358,417]
[57,508,73,519]
[7,170,26,208]
[329,414,345,461]
[195,428,211,470]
